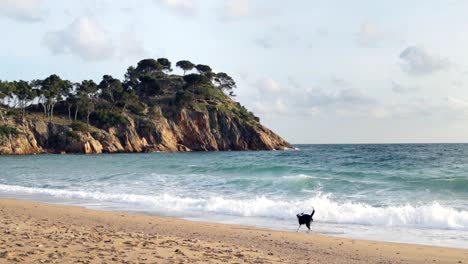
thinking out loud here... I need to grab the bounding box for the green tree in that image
[124,66,139,90]
[78,94,94,126]
[213,72,236,92]
[120,89,138,111]
[14,80,35,118]
[138,75,162,97]
[0,81,7,100]
[157,58,172,73]
[79,80,98,95]
[99,75,124,107]
[0,81,16,107]
[75,80,98,122]
[136,59,163,76]
[39,74,72,119]
[195,64,212,75]
[0,81,8,122]
[64,83,80,120]
[183,74,209,93]
[176,60,195,75]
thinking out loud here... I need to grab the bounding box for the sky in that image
[1,0,468,144]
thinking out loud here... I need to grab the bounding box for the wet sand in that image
[0,199,466,263]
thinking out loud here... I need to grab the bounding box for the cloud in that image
[257,78,286,94]
[399,46,451,75]
[154,0,197,16]
[43,16,115,61]
[252,97,287,115]
[250,76,377,118]
[248,75,468,123]
[0,0,43,22]
[223,0,250,20]
[384,97,468,120]
[303,87,375,107]
[286,87,378,118]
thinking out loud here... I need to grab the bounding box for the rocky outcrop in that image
[0,107,292,155]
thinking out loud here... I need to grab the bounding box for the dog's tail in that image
[311,207,315,218]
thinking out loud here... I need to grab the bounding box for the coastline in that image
[0,199,466,263]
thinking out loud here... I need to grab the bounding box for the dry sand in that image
[0,199,466,263]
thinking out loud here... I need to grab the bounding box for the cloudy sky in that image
[1,0,468,143]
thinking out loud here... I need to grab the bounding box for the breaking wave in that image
[1,184,467,231]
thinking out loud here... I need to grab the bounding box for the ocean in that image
[0,144,467,249]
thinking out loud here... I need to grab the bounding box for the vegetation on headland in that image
[0,125,19,137]
[0,58,291,154]
[0,58,258,130]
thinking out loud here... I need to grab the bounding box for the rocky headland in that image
[0,58,291,154]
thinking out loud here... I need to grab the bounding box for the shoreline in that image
[0,147,295,156]
[0,199,466,263]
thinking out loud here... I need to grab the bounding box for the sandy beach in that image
[0,199,465,263]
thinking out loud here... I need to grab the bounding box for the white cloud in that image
[223,0,250,20]
[257,78,286,94]
[399,46,451,75]
[252,98,287,115]
[0,0,43,22]
[249,75,468,122]
[154,0,197,16]
[249,76,378,118]
[360,96,468,120]
[302,88,375,117]
[303,87,374,107]
[43,16,115,61]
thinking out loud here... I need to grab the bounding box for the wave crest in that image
[0,184,467,231]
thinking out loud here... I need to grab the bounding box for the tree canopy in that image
[176,60,195,75]
[136,59,163,75]
[195,64,212,75]
[0,58,240,126]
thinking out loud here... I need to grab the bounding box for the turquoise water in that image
[1,144,467,248]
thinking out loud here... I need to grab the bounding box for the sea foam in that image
[0,184,467,231]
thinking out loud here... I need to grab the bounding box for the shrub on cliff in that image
[127,102,146,115]
[194,85,226,101]
[91,110,128,129]
[66,130,81,143]
[136,119,159,140]
[174,91,194,106]
[0,126,19,137]
[70,121,89,133]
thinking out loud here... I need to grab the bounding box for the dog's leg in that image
[296,225,301,232]
[306,223,311,233]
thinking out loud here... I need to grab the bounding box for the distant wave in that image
[281,174,317,179]
[0,184,467,231]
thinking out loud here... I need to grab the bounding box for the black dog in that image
[296,207,315,233]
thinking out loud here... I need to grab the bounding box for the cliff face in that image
[0,108,292,155]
